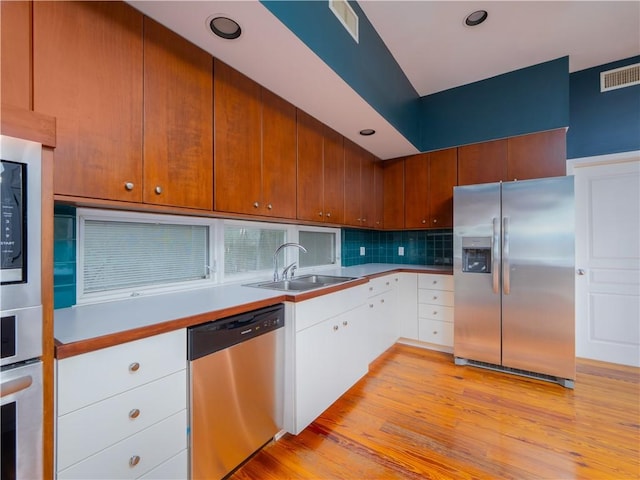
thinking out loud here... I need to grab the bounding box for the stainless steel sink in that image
[245,274,358,292]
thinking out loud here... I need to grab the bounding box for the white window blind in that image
[299,230,336,268]
[83,220,209,294]
[224,225,285,276]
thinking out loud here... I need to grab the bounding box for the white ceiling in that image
[129,1,640,160]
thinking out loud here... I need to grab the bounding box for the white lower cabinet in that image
[285,285,368,434]
[366,274,400,361]
[56,330,187,479]
[417,274,455,350]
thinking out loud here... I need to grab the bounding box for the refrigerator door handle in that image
[492,217,500,294]
[502,216,510,294]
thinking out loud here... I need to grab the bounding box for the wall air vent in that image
[329,0,359,43]
[600,63,640,92]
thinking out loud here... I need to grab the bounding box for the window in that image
[223,223,286,280]
[299,230,338,268]
[77,210,213,302]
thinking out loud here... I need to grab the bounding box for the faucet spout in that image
[273,242,307,281]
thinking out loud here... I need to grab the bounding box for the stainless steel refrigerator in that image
[453,176,575,387]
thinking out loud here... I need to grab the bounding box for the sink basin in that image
[245,275,358,292]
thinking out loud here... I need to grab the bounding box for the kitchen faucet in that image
[273,242,307,281]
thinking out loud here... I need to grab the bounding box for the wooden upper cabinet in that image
[383,158,404,230]
[1,1,32,110]
[373,162,384,229]
[459,129,566,185]
[343,139,363,227]
[34,1,144,202]
[507,129,566,180]
[143,18,213,210]
[214,59,262,215]
[404,153,430,228]
[458,139,507,186]
[262,89,297,219]
[428,148,457,228]
[322,125,345,224]
[297,110,325,222]
[360,152,376,228]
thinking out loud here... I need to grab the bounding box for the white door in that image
[569,152,640,367]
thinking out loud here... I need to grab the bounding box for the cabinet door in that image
[404,153,430,228]
[373,162,384,228]
[296,110,325,222]
[213,59,262,214]
[143,18,213,210]
[457,139,507,186]
[34,1,143,202]
[428,148,457,228]
[1,1,31,109]
[343,139,363,227]
[322,126,345,224]
[262,89,297,218]
[360,153,376,228]
[383,158,405,230]
[507,128,566,181]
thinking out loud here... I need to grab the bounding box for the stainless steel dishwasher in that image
[187,304,284,480]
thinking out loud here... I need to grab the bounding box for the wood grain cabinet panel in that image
[143,17,213,210]
[34,1,144,202]
[297,111,325,222]
[507,128,567,180]
[458,139,508,186]
[360,153,375,228]
[322,125,345,224]
[383,158,404,230]
[373,162,384,228]
[213,59,262,215]
[404,153,430,228]
[428,147,457,228]
[1,0,32,110]
[344,139,377,228]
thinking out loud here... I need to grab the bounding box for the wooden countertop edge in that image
[54,269,451,359]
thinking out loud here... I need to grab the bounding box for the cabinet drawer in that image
[418,304,454,323]
[418,274,453,291]
[366,275,397,296]
[57,410,187,480]
[418,289,454,306]
[58,370,186,471]
[295,285,366,332]
[418,319,453,347]
[139,449,187,480]
[58,329,186,415]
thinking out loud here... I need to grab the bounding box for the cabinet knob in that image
[422,219,426,224]
[129,455,141,468]
[128,362,140,373]
[380,299,385,303]
[342,320,348,327]
[433,330,438,335]
[124,182,134,191]
[326,212,331,218]
[369,286,373,291]
[318,212,323,217]
[433,219,438,223]
[395,278,399,282]
[433,311,438,315]
[369,304,374,308]
[357,218,361,222]
[129,408,140,419]
[362,218,367,222]
[253,202,259,208]
[385,281,390,286]
[577,268,586,276]
[432,280,438,284]
[154,186,162,195]
[267,204,273,210]
[333,325,339,331]
[433,296,438,301]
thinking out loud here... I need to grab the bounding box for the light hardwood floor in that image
[230,344,640,479]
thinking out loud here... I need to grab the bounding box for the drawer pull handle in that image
[333,325,339,331]
[129,408,140,419]
[129,455,141,467]
[129,362,140,373]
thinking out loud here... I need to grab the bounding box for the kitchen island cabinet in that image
[214,59,297,218]
[56,329,187,479]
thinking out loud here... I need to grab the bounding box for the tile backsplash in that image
[342,228,453,267]
[53,205,76,309]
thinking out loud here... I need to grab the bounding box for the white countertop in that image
[54,263,452,346]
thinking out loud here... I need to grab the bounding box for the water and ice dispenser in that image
[462,237,492,273]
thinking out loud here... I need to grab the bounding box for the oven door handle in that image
[1,375,33,398]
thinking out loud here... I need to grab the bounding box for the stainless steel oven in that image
[1,134,43,480]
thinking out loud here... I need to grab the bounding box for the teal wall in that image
[419,57,570,152]
[342,228,453,267]
[568,56,640,159]
[53,205,76,309]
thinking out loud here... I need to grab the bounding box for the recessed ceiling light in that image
[465,10,488,27]
[359,129,375,136]
[209,16,241,40]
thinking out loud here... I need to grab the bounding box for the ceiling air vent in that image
[600,63,640,92]
[329,0,359,43]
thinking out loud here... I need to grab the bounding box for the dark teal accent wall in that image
[260,0,421,148]
[342,228,453,267]
[568,56,640,159]
[53,205,76,309]
[419,57,570,152]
